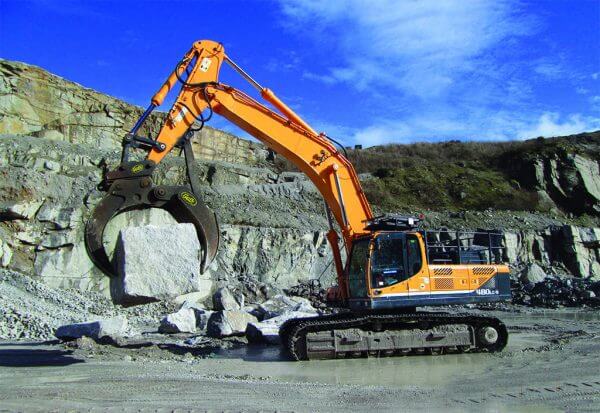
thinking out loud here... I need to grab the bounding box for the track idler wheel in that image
[476,322,508,353]
[84,160,219,277]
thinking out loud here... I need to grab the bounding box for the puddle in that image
[211,345,491,386]
[504,310,600,322]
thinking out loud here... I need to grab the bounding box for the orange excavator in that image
[85,40,511,360]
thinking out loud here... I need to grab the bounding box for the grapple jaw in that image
[85,160,219,277]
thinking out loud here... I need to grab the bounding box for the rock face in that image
[206,226,333,289]
[54,316,128,343]
[507,144,600,215]
[502,226,600,279]
[113,223,207,306]
[0,59,268,164]
[0,134,334,296]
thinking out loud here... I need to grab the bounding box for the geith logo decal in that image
[131,164,144,174]
[180,191,198,206]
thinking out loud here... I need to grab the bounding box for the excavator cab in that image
[345,229,511,311]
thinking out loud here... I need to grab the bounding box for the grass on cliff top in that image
[346,131,600,173]
[362,160,539,212]
[273,131,600,213]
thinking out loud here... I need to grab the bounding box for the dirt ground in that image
[0,307,599,412]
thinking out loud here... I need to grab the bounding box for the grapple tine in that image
[85,191,127,276]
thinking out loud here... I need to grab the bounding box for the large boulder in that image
[246,311,317,344]
[206,310,258,338]
[255,294,316,320]
[158,307,197,334]
[112,223,207,306]
[55,316,128,343]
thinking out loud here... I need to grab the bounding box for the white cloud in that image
[338,110,600,147]
[534,63,564,80]
[277,0,534,99]
[517,112,600,139]
[275,1,598,145]
[591,96,600,112]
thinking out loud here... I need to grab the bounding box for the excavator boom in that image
[87,40,374,299]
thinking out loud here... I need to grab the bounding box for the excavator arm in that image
[147,40,373,239]
[85,40,373,300]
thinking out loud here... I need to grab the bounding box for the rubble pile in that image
[0,268,176,340]
[512,277,600,308]
[284,279,329,311]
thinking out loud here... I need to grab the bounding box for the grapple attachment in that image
[85,159,219,277]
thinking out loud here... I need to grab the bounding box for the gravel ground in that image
[0,307,599,412]
[0,269,177,340]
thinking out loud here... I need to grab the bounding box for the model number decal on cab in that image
[476,288,499,295]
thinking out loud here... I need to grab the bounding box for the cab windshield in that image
[370,233,406,288]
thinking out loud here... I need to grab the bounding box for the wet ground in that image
[0,307,599,412]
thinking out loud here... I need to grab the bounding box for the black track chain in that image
[280,312,508,361]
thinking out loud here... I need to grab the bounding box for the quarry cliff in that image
[0,57,599,302]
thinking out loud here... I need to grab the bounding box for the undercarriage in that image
[280,312,508,360]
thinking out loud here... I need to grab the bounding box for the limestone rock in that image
[510,151,600,215]
[180,300,214,331]
[0,239,12,267]
[560,226,600,279]
[0,59,268,165]
[112,223,205,306]
[212,287,241,311]
[36,202,81,229]
[206,310,257,338]
[246,311,317,344]
[54,316,128,343]
[0,200,43,220]
[520,263,548,284]
[173,291,211,307]
[158,308,197,334]
[255,294,316,320]
[205,226,334,289]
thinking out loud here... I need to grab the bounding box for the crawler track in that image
[280,312,508,360]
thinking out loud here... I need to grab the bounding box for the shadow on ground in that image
[0,348,84,367]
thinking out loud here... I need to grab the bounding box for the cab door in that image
[406,233,430,298]
[347,238,371,298]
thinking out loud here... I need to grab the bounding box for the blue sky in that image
[1,0,599,146]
